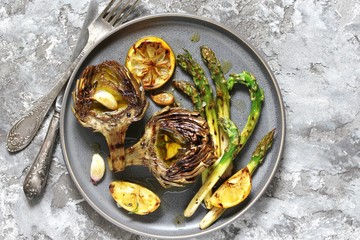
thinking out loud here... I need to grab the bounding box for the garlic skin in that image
[90,153,105,185]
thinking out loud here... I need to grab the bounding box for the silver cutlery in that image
[22,0,98,200]
[22,0,140,199]
[7,0,140,153]
[23,93,64,200]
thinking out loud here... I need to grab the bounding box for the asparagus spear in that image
[200,46,232,208]
[173,80,204,117]
[184,71,264,217]
[228,71,260,91]
[176,50,221,157]
[246,128,276,175]
[200,46,230,121]
[199,128,276,229]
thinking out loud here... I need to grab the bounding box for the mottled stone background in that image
[1,0,359,239]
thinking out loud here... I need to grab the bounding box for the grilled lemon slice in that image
[125,36,175,90]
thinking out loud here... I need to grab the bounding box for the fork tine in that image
[110,0,140,27]
[104,0,124,22]
[107,0,128,24]
[117,0,140,25]
[99,0,116,18]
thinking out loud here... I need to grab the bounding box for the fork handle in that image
[23,110,60,200]
[6,57,81,153]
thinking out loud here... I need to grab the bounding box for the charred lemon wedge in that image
[209,168,252,208]
[125,36,175,90]
[109,180,160,215]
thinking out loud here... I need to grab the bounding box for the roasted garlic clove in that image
[90,153,105,185]
[91,90,119,110]
[150,92,175,106]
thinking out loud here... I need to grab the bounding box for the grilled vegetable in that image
[200,129,276,229]
[184,71,264,217]
[124,107,216,188]
[72,60,148,172]
[109,180,160,215]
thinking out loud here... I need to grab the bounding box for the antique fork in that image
[7,0,140,153]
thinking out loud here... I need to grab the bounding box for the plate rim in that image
[60,12,286,239]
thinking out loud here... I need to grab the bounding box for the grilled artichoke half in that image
[72,60,148,172]
[124,107,217,188]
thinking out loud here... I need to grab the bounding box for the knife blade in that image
[22,0,98,200]
[6,0,98,153]
[70,0,98,61]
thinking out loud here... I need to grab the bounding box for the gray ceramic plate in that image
[60,13,285,239]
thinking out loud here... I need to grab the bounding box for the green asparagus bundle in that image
[199,128,276,229]
[176,47,233,208]
[175,47,269,226]
[184,71,265,217]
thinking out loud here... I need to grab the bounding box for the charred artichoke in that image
[72,60,148,172]
[124,107,216,188]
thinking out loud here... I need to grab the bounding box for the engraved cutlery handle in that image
[6,59,80,153]
[23,110,60,200]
